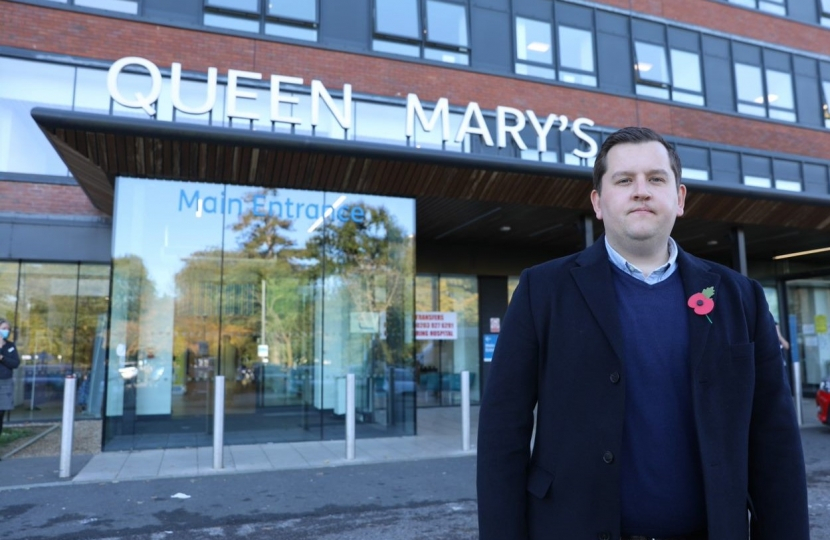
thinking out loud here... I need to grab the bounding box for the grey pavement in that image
[0,406,478,490]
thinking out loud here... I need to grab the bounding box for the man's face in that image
[590,141,686,251]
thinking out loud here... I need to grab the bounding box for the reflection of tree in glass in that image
[111,255,158,358]
[305,203,415,368]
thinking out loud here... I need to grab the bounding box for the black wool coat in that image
[476,239,809,540]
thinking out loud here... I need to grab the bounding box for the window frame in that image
[555,23,597,87]
[203,0,319,41]
[726,0,787,16]
[821,0,830,27]
[372,0,470,66]
[513,16,555,80]
[45,0,140,14]
[733,52,797,123]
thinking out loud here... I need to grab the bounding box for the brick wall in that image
[0,182,106,217]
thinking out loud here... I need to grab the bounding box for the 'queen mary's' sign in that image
[107,56,598,159]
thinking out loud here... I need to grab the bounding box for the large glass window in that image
[557,25,596,87]
[0,57,73,177]
[515,17,555,80]
[105,178,415,450]
[203,0,318,41]
[0,263,110,423]
[735,63,796,122]
[415,275,479,407]
[373,0,469,66]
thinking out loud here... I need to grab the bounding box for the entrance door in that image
[786,278,830,391]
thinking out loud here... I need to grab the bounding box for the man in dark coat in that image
[476,127,809,540]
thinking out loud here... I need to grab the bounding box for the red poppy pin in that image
[687,287,715,324]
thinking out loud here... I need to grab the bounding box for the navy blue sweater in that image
[612,265,707,536]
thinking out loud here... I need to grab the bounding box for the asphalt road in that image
[4,413,830,539]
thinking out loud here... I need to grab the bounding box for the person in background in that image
[0,317,20,438]
[477,127,808,540]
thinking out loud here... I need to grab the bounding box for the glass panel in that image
[372,39,420,58]
[823,81,830,129]
[0,58,74,176]
[106,177,226,450]
[315,192,416,435]
[204,13,261,33]
[12,264,79,422]
[823,0,830,13]
[375,0,419,39]
[768,108,796,122]
[426,0,468,47]
[268,0,316,21]
[744,175,772,188]
[673,91,705,106]
[516,18,552,65]
[424,47,469,65]
[737,102,767,116]
[74,0,138,14]
[735,63,764,105]
[775,179,802,191]
[437,277,479,405]
[728,0,756,6]
[0,263,18,332]
[516,63,555,80]
[507,276,520,305]
[354,101,408,146]
[634,42,669,85]
[156,78,227,127]
[73,68,111,114]
[559,71,597,87]
[75,264,111,419]
[410,110,465,152]
[558,26,594,73]
[206,0,259,12]
[520,148,558,162]
[291,93,347,139]
[787,281,830,390]
[265,22,318,42]
[766,69,795,112]
[758,0,786,15]
[636,84,670,100]
[682,168,710,181]
[671,49,702,93]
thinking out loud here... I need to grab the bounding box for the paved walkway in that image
[0,406,479,489]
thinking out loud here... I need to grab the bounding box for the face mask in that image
[0,329,8,339]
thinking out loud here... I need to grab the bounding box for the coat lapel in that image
[677,248,721,374]
[571,240,627,364]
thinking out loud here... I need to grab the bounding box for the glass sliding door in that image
[105,177,415,450]
[786,278,830,392]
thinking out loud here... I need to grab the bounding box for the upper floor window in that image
[558,25,596,87]
[373,0,469,66]
[821,0,830,27]
[822,80,830,128]
[634,42,704,106]
[515,17,554,80]
[45,0,138,14]
[204,0,318,41]
[726,0,786,15]
[734,63,796,122]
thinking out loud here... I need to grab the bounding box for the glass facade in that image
[104,178,415,450]
[415,275,480,407]
[0,262,110,422]
[787,279,830,391]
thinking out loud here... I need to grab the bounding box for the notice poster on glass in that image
[415,312,457,340]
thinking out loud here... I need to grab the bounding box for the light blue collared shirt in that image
[605,237,679,285]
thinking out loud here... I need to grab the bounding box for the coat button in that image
[597,533,611,540]
[609,371,620,384]
[602,451,614,464]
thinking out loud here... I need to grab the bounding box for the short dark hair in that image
[592,126,682,193]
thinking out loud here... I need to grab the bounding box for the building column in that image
[582,215,595,248]
[731,227,748,277]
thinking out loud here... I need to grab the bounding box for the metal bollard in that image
[59,375,76,478]
[461,371,470,451]
[346,373,355,460]
[213,376,225,470]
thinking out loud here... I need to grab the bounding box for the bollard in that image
[461,370,470,451]
[792,362,803,427]
[213,376,225,470]
[59,375,76,478]
[346,373,355,460]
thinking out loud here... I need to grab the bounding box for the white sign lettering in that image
[106,57,598,159]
